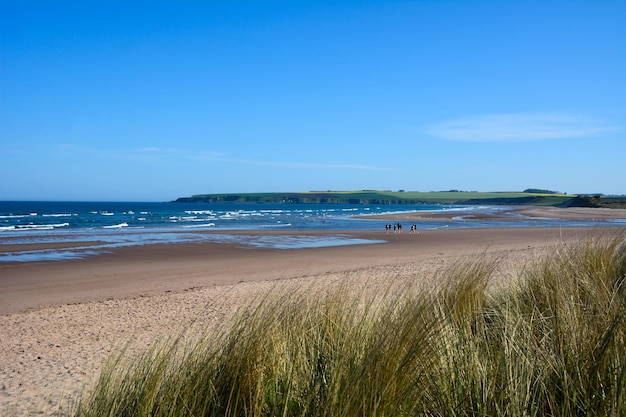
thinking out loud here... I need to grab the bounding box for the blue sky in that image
[1,0,624,201]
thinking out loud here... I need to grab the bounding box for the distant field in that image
[175,190,583,206]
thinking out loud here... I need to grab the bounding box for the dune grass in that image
[73,232,626,416]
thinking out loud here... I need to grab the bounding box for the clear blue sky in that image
[1,0,624,201]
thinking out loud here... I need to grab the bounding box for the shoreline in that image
[2,205,625,258]
[359,205,626,222]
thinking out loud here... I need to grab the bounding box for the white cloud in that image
[425,112,619,142]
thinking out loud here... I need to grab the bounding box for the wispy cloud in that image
[259,160,390,171]
[193,154,390,171]
[425,112,620,142]
[126,147,228,161]
[132,147,390,171]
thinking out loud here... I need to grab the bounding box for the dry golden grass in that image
[72,232,626,417]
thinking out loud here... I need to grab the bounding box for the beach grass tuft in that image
[73,232,626,416]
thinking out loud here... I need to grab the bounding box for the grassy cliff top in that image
[174,190,588,206]
[175,190,626,207]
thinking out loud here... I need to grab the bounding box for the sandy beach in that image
[362,204,626,222]
[1,206,625,416]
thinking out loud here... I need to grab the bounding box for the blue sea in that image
[0,201,619,263]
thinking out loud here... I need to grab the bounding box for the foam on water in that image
[182,223,216,228]
[13,223,70,230]
[102,223,128,229]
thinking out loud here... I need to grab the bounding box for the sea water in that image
[0,201,614,262]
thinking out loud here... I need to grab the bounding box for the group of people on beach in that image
[385,223,419,234]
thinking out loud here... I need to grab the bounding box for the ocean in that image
[0,201,615,262]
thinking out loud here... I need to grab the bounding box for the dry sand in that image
[1,206,625,416]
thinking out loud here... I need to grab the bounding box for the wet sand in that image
[364,205,626,222]
[1,210,625,415]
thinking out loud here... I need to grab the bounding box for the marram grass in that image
[73,232,626,417]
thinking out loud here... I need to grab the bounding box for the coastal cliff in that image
[174,191,626,208]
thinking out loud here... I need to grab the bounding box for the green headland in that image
[175,189,626,208]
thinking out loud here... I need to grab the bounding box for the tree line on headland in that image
[174,190,626,208]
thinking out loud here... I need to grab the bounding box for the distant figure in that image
[393,224,397,233]
[385,224,390,233]
[397,223,402,232]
